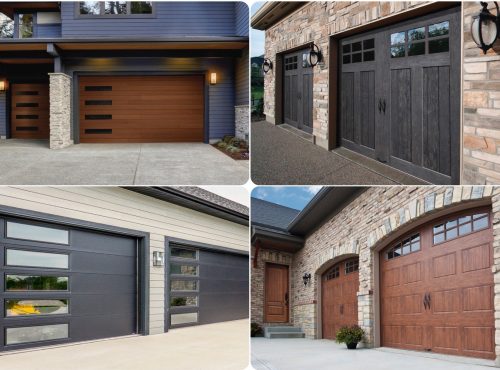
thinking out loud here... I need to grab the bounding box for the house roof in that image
[251,2,306,30]
[175,187,248,216]
[251,197,301,231]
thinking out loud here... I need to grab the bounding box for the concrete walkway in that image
[251,120,426,185]
[0,320,249,370]
[251,338,496,370]
[0,140,248,185]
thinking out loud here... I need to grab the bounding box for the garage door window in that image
[325,265,339,280]
[170,296,198,307]
[343,38,375,64]
[6,221,69,245]
[171,247,197,260]
[6,249,69,269]
[386,234,420,259]
[433,212,489,244]
[170,264,197,276]
[6,275,68,291]
[170,280,198,292]
[391,20,450,58]
[345,260,359,274]
[5,299,68,317]
[5,323,68,345]
[170,312,198,326]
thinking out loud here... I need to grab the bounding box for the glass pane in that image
[19,14,33,38]
[459,215,471,224]
[105,1,127,14]
[390,46,405,58]
[411,234,420,242]
[411,241,420,252]
[387,250,393,259]
[459,223,472,235]
[473,213,488,220]
[352,41,362,52]
[434,233,444,244]
[131,2,153,14]
[342,44,351,53]
[7,221,69,244]
[429,38,449,54]
[170,296,198,307]
[434,224,444,233]
[171,247,196,259]
[171,312,198,325]
[80,1,101,15]
[170,280,198,291]
[446,219,457,229]
[6,324,68,345]
[391,32,405,45]
[408,42,425,56]
[6,299,68,316]
[428,21,449,37]
[0,14,14,38]
[6,249,68,269]
[352,53,362,63]
[343,55,351,64]
[6,275,68,291]
[446,228,457,239]
[394,247,401,257]
[408,27,425,41]
[473,217,488,231]
[363,38,374,49]
[363,50,375,61]
[170,264,197,276]
[402,243,411,255]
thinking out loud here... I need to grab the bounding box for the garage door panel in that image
[463,285,494,312]
[70,252,135,275]
[69,294,136,316]
[463,327,495,355]
[461,244,491,272]
[10,84,50,140]
[70,274,135,294]
[69,314,135,341]
[431,289,459,313]
[390,68,412,163]
[360,71,375,149]
[430,326,459,353]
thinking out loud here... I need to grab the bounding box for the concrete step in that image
[267,332,306,339]
[264,326,305,338]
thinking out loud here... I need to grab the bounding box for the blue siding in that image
[37,24,62,38]
[234,2,249,37]
[61,2,240,38]
[0,94,6,137]
[235,47,249,106]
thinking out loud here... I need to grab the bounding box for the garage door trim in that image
[72,71,209,144]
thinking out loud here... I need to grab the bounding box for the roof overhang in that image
[251,2,306,30]
[251,225,304,253]
[0,2,60,18]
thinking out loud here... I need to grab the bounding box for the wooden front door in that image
[11,83,49,139]
[283,48,313,134]
[264,263,289,323]
[322,258,359,339]
[380,207,495,359]
[339,6,460,184]
[79,75,204,143]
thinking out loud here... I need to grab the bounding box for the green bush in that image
[335,325,365,344]
[226,145,240,153]
[251,322,263,337]
[217,141,228,149]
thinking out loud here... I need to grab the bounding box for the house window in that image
[0,12,14,38]
[18,14,33,38]
[79,1,153,16]
[386,234,420,260]
[433,211,489,244]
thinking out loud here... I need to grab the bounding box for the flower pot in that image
[346,342,358,350]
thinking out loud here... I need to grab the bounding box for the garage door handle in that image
[423,293,431,310]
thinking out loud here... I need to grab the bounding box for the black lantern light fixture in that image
[262,58,273,74]
[302,273,311,286]
[471,2,500,54]
[308,43,322,67]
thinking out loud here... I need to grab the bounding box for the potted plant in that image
[335,325,365,349]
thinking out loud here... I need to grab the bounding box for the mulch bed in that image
[211,144,249,160]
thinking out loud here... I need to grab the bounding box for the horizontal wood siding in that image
[0,94,6,137]
[0,187,248,335]
[235,47,249,106]
[61,2,239,37]
[235,2,249,36]
[37,24,62,38]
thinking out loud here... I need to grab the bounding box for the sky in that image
[251,186,323,211]
[251,2,265,57]
[199,186,249,207]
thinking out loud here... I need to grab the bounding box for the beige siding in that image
[0,187,249,334]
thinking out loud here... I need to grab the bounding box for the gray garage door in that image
[0,218,137,351]
[339,6,460,184]
[166,242,248,328]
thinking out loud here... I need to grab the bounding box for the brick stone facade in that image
[49,73,73,149]
[235,105,249,141]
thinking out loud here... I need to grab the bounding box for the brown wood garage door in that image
[11,83,49,139]
[79,76,204,143]
[322,258,359,339]
[380,207,494,359]
[264,263,289,323]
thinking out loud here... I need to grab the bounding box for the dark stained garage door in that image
[380,207,494,359]
[0,217,137,351]
[79,75,204,143]
[339,7,460,184]
[11,83,50,139]
[167,242,248,329]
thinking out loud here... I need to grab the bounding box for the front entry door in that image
[264,263,289,323]
[11,83,50,139]
[339,6,460,184]
[283,49,313,133]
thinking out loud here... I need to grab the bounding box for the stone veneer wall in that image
[291,186,500,355]
[462,2,500,184]
[235,105,249,141]
[263,1,431,149]
[49,73,73,149]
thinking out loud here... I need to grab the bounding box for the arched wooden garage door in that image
[322,258,359,339]
[380,207,494,359]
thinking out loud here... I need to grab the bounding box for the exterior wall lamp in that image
[471,1,500,53]
[0,79,7,92]
[153,251,164,267]
[210,72,217,85]
[307,43,322,67]
[262,58,273,74]
[303,273,311,286]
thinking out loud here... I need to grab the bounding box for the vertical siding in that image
[0,187,248,335]
[37,24,62,37]
[0,94,6,137]
[234,2,249,36]
[61,1,239,37]
[235,47,249,106]
[209,60,236,139]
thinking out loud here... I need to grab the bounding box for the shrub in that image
[335,325,365,344]
[251,322,263,337]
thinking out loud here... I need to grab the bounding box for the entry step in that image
[264,326,306,339]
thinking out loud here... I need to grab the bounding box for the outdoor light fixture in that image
[307,43,322,67]
[0,80,6,92]
[210,72,217,85]
[471,1,500,53]
[262,58,273,74]
[303,273,311,286]
[153,251,164,267]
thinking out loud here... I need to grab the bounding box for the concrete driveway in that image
[0,140,248,185]
[252,338,495,370]
[0,320,249,370]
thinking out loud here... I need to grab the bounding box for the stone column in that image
[235,105,249,141]
[49,73,73,149]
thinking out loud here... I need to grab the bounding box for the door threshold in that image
[376,347,496,367]
[278,124,314,143]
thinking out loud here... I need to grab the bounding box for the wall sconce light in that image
[153,251,164,267]
[0,80,7,92]
[308,43,322,67]
[262,58,273,74]
[210,72,217,85]
[471,2,500,54]
[303,273,311,286]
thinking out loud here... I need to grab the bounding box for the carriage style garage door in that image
[322,258,359,339]
[11,83,50,140]
[380,207,495,359]
[0,217,137,351]
[167,243,248,328]
[283,48,313,134]
[339,6,460,184]
[79,75,204,143]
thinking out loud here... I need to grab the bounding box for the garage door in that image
[11,83,49,139]
[79,75,204,143]
[283,48,313,134]
[167,243,248,328]
[380,207,494,359]
[0,218,137,351]
[339,6,460,184]
[322,258,359,339]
